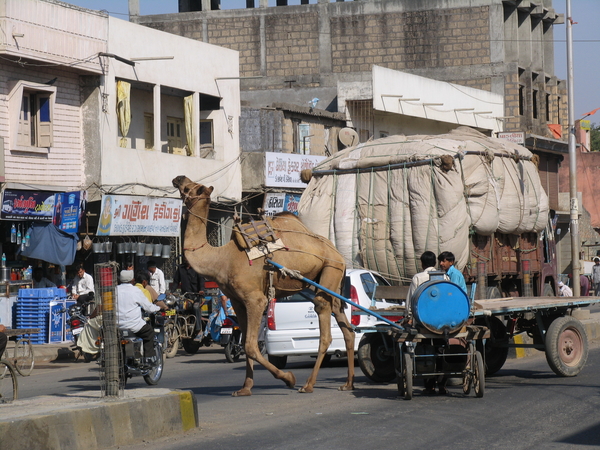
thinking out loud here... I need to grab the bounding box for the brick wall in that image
[331,7,490,73]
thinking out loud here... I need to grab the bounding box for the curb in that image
[0,389,198,450]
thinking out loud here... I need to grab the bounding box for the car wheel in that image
[358,332,396,383]
[268,354,288,370]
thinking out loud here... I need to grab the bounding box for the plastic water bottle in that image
[25,229,31,247]
[10,224,16,243]
[1,253,6,268]
[16,229,21,245]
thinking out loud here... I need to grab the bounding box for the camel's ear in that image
[206,186,214,196]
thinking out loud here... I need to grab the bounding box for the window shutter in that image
[17,93,31,146]
[37,93,53,147]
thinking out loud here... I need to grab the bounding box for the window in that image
[199,120,214,159]
[166,117,185,155]
[532,89,538,119]
[9,81,56,152]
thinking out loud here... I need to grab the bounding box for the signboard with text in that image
[96,194,182,236]
[497,131,525,145]
[263,193,301,216]
[265,152,326,188]
[1,190,57,221]
[53,191,84,234]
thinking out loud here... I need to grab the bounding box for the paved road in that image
[16,342,600,450]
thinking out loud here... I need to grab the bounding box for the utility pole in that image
[566,0,580,296]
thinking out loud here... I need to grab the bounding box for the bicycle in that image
[0,353,18,403]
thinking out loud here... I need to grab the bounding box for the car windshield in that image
[277,288,315,303]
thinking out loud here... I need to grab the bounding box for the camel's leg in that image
[298,291,333,393]
[331,297,355,391]
[230,295,296,397]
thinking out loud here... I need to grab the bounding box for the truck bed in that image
[473,296,600,315]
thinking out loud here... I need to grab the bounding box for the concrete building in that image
[1,0,241,203]
[136,0,567,140]
[0,0,242,277]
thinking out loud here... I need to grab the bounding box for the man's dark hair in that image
[77,264,85,271]
[438,251,455,264]
[420,251,437,270]
[135,270,149,284]
[146,260,157,269]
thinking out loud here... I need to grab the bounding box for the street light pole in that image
[566,0,580,296]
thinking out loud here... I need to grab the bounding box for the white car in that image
[265,268,402,372]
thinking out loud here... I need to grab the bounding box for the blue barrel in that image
[412,280,470,334]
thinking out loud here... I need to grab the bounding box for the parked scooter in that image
[60,300,94,361]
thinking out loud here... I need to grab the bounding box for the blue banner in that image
[1,189,58,221]
[49,301,65,343]
[53,191,82,234]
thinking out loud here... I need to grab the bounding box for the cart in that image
[267,260,488,400]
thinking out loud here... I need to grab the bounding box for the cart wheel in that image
[401,352,413,400]
[545,316,588,377]
[474,350,485,398]
[463,346,473,395]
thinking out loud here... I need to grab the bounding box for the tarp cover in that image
[298,127,549,282]
[18,223,78,266]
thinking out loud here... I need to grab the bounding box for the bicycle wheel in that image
[14,338,35,376]
[0,361,18,403]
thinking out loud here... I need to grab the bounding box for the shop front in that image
[0,188,82,332]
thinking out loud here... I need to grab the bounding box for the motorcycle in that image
[98,314,164,387]
[219,314,267,363]
[60,300,95,362]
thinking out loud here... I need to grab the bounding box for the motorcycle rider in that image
[116,270,167,364]
[173,258,205,332]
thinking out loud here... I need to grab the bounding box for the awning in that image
[18,223,78,266]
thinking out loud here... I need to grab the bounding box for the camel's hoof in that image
[283,371,296,389]
[338,384,355,391]
[298,385,314,393]
[232,389,252,397]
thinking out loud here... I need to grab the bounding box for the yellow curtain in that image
[116,80,131,148]
[184,95,194,156]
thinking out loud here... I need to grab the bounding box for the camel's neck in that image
[183,203,230,281]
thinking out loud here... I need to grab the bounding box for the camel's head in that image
[172,176,214,207]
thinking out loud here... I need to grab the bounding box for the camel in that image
[172,175,355,396]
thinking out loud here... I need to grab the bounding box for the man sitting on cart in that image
[438,251,467,294]
[406,251,451,396]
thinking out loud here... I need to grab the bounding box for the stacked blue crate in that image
[16,288,67,344]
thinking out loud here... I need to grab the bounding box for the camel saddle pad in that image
[232,218,277,249]
[245,238,286,261]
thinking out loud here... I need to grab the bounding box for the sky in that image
[66,0,600,121]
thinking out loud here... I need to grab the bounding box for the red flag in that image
[583,107,600,117]
[548,124,562,139]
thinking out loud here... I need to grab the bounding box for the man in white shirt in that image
[147,260,166,295]
[72,264,95,306]
[33,267,56,289]
[558,281,573,297]
[116,270,166,362]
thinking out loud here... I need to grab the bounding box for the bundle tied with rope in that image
[297,126,549,281]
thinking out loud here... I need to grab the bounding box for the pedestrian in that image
[558,281,573,297]
[33,267,56,289]
[592,257,600,295]
[147,260,166,295]
[71,264,95,306]
[438,251,467,293]
[0,324,7,359]
[580,273,590,297]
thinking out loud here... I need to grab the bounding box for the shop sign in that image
[265,152,326,188]
[53,191,85,235]
[96,194,182,237]
[1,190,58,221]
[497,131,525,144]
[263,193,301,216]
